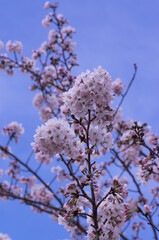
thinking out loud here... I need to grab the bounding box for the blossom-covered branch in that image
[0,1,159,240]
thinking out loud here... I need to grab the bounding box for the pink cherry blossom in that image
[2,121,24,143]
[32,118,83,159]
[0,233,11,240]
[6,40,23,54]
[0,41,4,51]
[112,78,125,96]
[44,1,51,9]
[42,15,51,27]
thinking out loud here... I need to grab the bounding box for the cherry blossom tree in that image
[0,1,159,240]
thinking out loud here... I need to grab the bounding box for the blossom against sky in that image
[0,1,159,239]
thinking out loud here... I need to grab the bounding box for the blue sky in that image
[0,0,159,239]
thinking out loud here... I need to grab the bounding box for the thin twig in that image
[113,64,137,118]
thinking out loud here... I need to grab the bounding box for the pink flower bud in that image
[44,1,51,9]
[144,204,151,213]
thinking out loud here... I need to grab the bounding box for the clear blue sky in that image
[0,0,159,239]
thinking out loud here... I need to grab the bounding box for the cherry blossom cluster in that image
[115,121,141,165]
[146,132,159,146]
[0,168,54,205]
[112,177,128,199]
[42,2,67,28]
[2,121,24,143]
[6,40,23,55]
[87,196,125,240]
[5,159,20,179]
[0,146,11,160]
[11,185,22,196]
[30,184,53,203]
[0,54,15,75]
[20,57,35,73]
[33,92,59,122]
[41,65,57,86]
[58,182,90,234]
[137,157,159,184]
[112,78,125,96]
[0,181,10,200]
[58,214,83,237]
[31,1,77,87]
[32,118,83,159]
[138,156,154,182]
[19,176,36,186]
[124,200,138,222]
[0,233,11,240]
[62,66,114,122]
[90,179,129,240]
[0,0,77,112]
[89,126,113,151]
[58,178,130,240]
